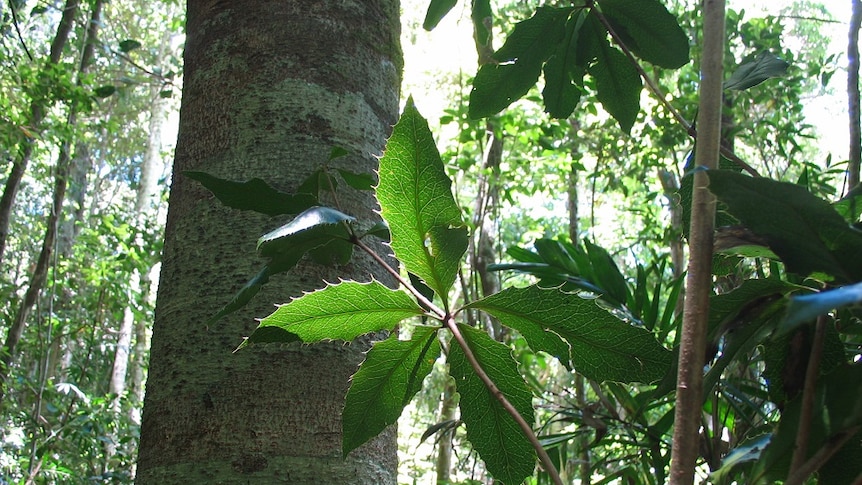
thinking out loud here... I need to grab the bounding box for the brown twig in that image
[788,314,828,476]
[589,2,761,178]
[445,316,563,485]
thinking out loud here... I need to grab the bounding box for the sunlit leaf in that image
[343,326,440,456]
[377,99,467,301]
[467,285,671,383]
[449,324,536,484]
[254,280,424,342]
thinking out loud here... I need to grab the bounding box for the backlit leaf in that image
[255,280,424,342]
[588,27,642,133]
[343,326,440,456]
[423,0,457,30]
[468,285,671,383]
[598,0,690,68]
[723,51,789,91]
[469,7,571,119]
[449,324,536,484]
[377,99,467,302]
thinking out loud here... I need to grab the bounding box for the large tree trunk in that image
[136,1,402,483]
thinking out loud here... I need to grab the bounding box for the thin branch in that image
[786,426,860,485]
[589,3,760,178]
[669,0,725,483]
[444,316,563,485]
[789,314,828,475]
[353,238,445,319]
[8,0,34,61]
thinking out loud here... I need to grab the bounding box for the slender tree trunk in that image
[136,1,402,482]
[0,0,79,264]
[0,0,103,405]
[435,377,458,485]
[670,0,724,483]
[849,0,861,190]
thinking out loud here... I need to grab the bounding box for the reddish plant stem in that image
[788,314,828,476]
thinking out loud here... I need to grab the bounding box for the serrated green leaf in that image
[783,281,862,331]
[542,13,585,119]
[723,51,789,91]
[185,171,317,216]
[255,280,424,342]
[423,0,457,30]
[377,99,467,301]
[707,170,862,282]
[342,326,440,456]
[257,206,354,258]
[449,324,536,484]
[588,29,642,133]
[598,0,690,69]
[469,7,572,119]
[468,286,671,383]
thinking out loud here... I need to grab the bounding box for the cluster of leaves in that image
[197,100,674,483]
[457,0,689,131]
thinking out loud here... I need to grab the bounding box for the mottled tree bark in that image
[136,1,402,482]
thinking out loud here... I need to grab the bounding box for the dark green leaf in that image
[206,267,270,326]
[377,99,467,301]
[343,326,440,455]
[118,39,142,53]
[752,363,862,483]
[584,239,629,305]
[598,0,690,68]
[256,206,354,258]
[93,85,116,98]
[423,0,457,30]
[159,89,173,98]
[542,13,585,119]
[296,168,337,195]
[449,324,536,484]
[329,146,349,160]
[589,33,642,133]
[337,169,375,191]
[185,171,317,216]
[469,7,572,119]
[707,170,862,282]
[723,51,789,91]
[256,281,424,342]
[467,285,671,383]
